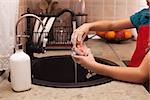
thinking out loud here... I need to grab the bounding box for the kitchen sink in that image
[31,55,119,88]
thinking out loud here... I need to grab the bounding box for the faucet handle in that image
[16,35,30,38]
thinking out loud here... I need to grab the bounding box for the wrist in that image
[84,23,92,31]
[88,61,99,70]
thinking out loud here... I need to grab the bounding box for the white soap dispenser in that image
[9,44,31,92]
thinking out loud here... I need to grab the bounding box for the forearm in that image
[73,50,149,83]
[87,20,116,31]
[86,19,133,32]
[90,62,147,83]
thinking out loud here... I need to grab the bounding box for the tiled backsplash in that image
[21,0,147,22]
[85,0,147,22]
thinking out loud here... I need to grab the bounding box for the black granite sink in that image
[31,55,118,88]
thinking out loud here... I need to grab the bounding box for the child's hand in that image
[71,23,90,47]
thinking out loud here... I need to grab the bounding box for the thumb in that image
[87,49,93,57]
[77,32,86,43]
[71,31,77,46]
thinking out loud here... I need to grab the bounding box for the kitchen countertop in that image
[0,39,149,100]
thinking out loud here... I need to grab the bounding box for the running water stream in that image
[74,62,78,83]
[72,49,78,83]
[72,19,78,83]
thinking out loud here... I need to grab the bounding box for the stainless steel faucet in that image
[15,14,45,50]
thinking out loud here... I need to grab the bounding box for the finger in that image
[82,44,89,56]
[71,55,82,64]
[87,48,92,55]
[71,37,77,47]
[71,53,77,62]
[82,34,87,42]
[71,31,78,46]
[81,47,90,56]
[87,49,95,61]
[73,47,85,56]
[72,54,81,59]
[77,31,85,43]
[72,54,85,61]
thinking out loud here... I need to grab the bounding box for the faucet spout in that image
[15,14,45,46]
